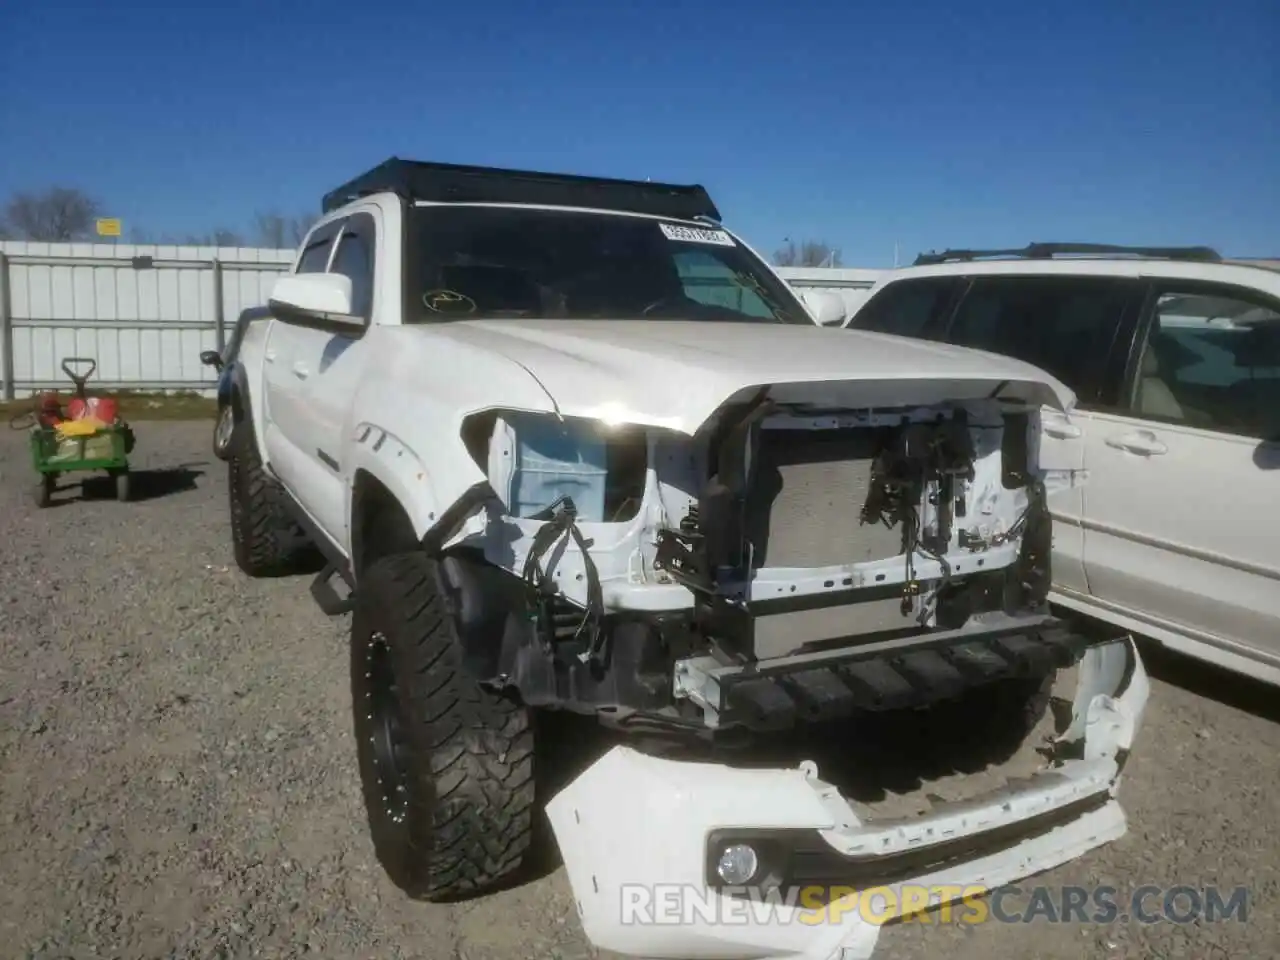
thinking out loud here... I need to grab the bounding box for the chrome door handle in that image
[1105,431,1167,456]
[1043,421,1082,440]
[292,361,309,379]
[264,350,277,363]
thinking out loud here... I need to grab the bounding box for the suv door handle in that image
[1105,430,1168,456]
[264,349,276,363]
[1043,421,1082,440]
[292,361,310,380]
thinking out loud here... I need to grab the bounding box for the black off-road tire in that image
[34,473,54,508]
[351,552,535,901]
[227,416,309,576]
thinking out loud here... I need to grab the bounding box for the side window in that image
[328,213,376,321]
[944,276,1133,401]
[1129,286,1280,439]
[672,249,775,318]
[295,220,341,274]
[847,278,963,339]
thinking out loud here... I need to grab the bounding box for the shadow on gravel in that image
[1137,638,1280,726]
[73,464,207,503]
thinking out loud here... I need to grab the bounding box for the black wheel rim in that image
[365,631,410,823]
[215,407,234,451]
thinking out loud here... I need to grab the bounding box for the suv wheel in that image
[213,404,235,460]
[227,415,309,576]
[351,551,535,900]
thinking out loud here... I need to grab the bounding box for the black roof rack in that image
[912,242,1223,267]
[321,156,721,220]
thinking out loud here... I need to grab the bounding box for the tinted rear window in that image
[946,276,1129,394]
[850,277,961,338]
[851,274,1131,396]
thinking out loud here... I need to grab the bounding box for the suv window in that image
[405,206,809,324]
[328,213,376,320]
[944,276,1130,399]
[849,274,1135,402]
[1131,286,1280,439]
[849,277,964,339]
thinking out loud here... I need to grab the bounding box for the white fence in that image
[0,241,884,399]
[0,241,293,399]
[774,267,884,316]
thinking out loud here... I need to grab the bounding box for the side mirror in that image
[268,273,360,329]
[200,349,224,371]
[799,289,848,327]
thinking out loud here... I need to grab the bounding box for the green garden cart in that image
[25,358,136,507]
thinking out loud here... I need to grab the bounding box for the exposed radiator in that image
[744,427,905,568]
[743,427,918,659]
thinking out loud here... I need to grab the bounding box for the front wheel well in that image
[351,470,420,578]
[229,383,247,423]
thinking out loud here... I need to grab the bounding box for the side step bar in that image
[277,491,358,618]
[311,564,355,616]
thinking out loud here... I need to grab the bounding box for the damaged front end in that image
[441,378,1084,736]
[430,376,1143,958]
[546,637,1147,960]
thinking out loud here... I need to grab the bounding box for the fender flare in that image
[228,361,249,413]
[227,362,269,458]
[346,423,464,543]
[215,361,237,409]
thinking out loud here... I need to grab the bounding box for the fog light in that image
[716,844,759,885]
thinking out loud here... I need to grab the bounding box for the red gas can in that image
[66,396,119,423]
[35,392,64,428]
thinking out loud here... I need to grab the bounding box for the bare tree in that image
[0,190,320,249]
[4,187,102,242]
[254,210,317,249]
[253,212,288,248]
[773,239,842,268]
[182,228,245,246]
[287,213,316,247]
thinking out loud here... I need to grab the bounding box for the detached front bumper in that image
[547,636,1148,960]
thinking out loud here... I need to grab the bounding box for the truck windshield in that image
[405,205,809,324]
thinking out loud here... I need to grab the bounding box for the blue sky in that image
[2,0,1276,266]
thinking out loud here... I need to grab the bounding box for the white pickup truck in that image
[222,159,1147,960]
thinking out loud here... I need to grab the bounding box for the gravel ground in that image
[1,421,1277,960]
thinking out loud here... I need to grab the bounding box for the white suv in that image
[845,243,1280,685]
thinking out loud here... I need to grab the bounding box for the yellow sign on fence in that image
[95,218,122,237]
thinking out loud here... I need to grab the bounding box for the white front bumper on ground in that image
[546,637,1148,960]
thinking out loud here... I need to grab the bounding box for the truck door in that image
[261,218,345,513]
[284,210,379,548]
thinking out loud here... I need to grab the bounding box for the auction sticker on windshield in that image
[659,222,736,246]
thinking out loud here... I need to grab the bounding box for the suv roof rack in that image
[912,242,1223,267]
[321,156,721,221]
